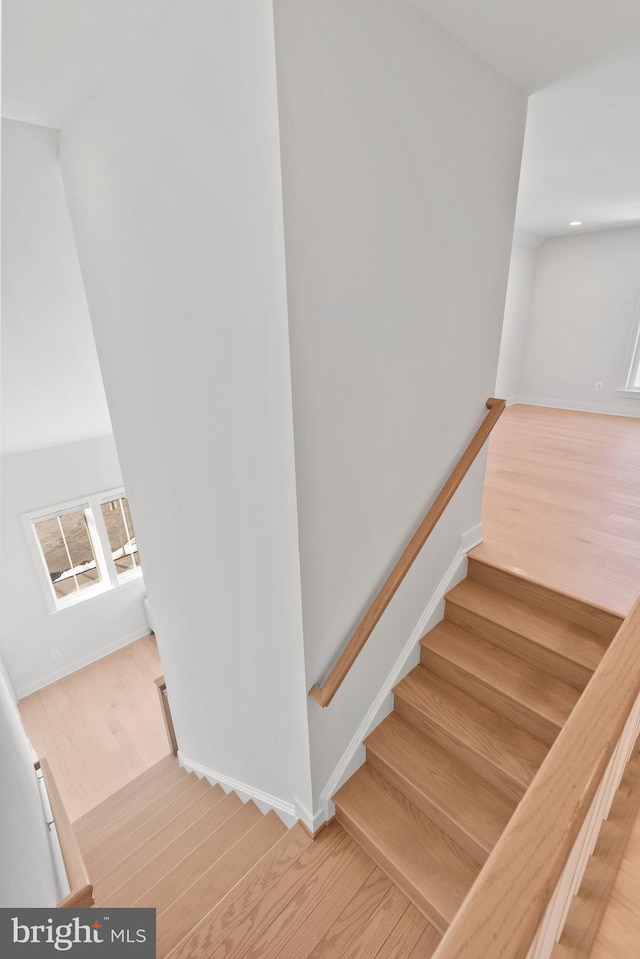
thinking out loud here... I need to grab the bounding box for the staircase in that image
[333,553,622,938]
[72,554,623,958]
[74,755,440,957]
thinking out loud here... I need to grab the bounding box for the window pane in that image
[101,497,141,576]
[34,510,100,600]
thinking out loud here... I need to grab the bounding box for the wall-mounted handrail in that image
[431,591,640,959]
[309,397,506,707]
[155,675,178,756]
[37,757,94,908]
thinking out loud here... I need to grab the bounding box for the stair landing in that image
[75,757,440,958]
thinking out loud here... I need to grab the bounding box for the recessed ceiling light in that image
[569,220,582,227]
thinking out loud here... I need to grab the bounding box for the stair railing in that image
[155,674,178,756]
[36,758,94,908]
[431,591,640,959]
[309,397,506,707]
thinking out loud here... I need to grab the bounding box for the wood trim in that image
[431,592,640,959]
[38,757,94,908]
[309,398,506,707]
[156,675,179,756]
[298,816,335,840]
[58,884,95,909]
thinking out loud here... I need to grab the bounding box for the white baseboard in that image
[515,395,640,418]
[310,524,483,830]
[16,627,152,698]
[178,752,299,829]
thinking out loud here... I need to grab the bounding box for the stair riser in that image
[420,646,561,746]
[393,695,526,804]
[334,805,450,935]
[467,558,622,641]
[444,602,592,691]
[365,749,490,864]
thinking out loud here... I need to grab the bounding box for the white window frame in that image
[617,292,640,398]
[24,487,143,615]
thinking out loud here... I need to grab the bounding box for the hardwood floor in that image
[18,634,169,822]
[480,403,640,616]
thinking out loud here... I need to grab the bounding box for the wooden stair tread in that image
[95,783,228,902]
[334,765,482,934]
[155,811,287,957]
[74,758,185,843]
[421,621,579,744]
[89,777,212,882]
[374,904,439,959]
[307,874,407,959]
[133,799,264,912]
[252,853,381,959]
[468,545,624,637]
[98,789,241,906]
[365,712,516,863]
[446,578,607,683]
[232,832,375,959]
[394,666,548,800]
[72,753,176,831]
[166,822,319,959]
[84,772,203,871]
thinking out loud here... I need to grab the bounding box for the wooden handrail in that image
[155,674,178,756]
[38,757,94,908]
[309,397,506,707]
[431,591,640,959]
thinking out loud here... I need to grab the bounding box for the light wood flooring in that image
[19,634,169,822]
[482,404,640,959]
[480,403,640,616]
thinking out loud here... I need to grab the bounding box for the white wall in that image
[59,0,314,819]
[1,436,148,697]
[495,233,539,402]
[273,0,526,806]
[518,227,640,416]
[1,119,112,455]
[0,666,60,906]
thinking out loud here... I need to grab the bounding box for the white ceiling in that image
[3,0,640,240]
[2,0,169,128]
[410,0,640,239]
[515,46,640,237]
[409,0,640,93]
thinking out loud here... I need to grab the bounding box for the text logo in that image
[1,908,155,956]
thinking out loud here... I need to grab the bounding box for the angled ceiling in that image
[3,0,640,242]
[409,0,640,93]
[2,0,169,128]
[515,46,640,237]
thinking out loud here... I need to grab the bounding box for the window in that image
[618,296,640,397]
[100,496,140,577]
[34,508,102,601]
[26,489,143,612]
